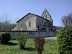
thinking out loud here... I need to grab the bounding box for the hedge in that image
[57,26,72,54]
[1,33,10,44]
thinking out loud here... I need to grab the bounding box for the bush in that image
[1,33,10,44]
[57,26,72,54]
[35,38,45,54]
[16,32,28,49]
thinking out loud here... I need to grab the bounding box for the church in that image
[11,9,57,39]
[15,9,55,31]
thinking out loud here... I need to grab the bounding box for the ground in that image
[0,39,58,54]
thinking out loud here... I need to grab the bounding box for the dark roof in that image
[16,13,51,23]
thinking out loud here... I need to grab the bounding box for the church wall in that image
[16,14,37,31]
[36,16,48,30]
[25,15,37,30]
[36,16,53,31]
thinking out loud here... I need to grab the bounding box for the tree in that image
[0,21,16,31]
[61,13,72,26]
[0,13,16,31]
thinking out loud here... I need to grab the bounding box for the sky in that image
[0,0,72,26]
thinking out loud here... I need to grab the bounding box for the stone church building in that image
[11,9,56,39]
[15,9,55,31]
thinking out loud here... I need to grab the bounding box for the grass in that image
[0,39,58,54]
[0,32,5,35]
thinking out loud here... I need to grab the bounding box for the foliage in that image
[57,26,72,54]
[0,33,10,44]
[16,32,28,49]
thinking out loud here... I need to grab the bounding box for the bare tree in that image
[0,20,16,31]
[0,13,16,31]
[61,13,72,26]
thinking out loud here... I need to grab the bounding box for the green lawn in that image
[0,39,58,54]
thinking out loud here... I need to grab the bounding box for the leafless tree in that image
[0,13,16,31]
[61,13,72,26]
[0,21,16,31]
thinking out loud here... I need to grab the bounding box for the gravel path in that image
[45,37,56,40]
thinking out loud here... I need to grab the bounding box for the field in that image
[0,39,58,54]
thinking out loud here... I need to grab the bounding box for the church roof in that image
[16,13,51,23]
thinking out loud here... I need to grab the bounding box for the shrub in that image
[35,38,45,54]
[16,32,28,49]
[1,33,10,44]
[57,26,72,54]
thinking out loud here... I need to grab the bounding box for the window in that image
[38,25,39,30]
[29,21,31,27]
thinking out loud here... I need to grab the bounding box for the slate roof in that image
[16,13,51,23]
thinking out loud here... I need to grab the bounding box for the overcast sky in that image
[0,0,72,26]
